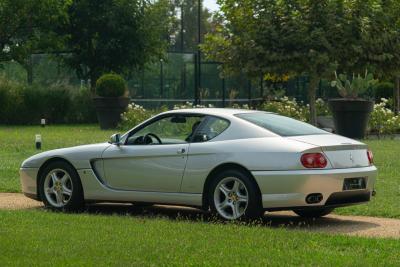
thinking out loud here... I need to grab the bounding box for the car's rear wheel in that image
[293,207,334,218]
[39,161,84,211]
[209,169,263,220]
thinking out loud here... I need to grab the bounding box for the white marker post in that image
[35,134,42,150]
[41,118,46,127]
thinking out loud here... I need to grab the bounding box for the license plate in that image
[343,177,366,190]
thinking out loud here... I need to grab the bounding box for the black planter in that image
[328,99,374,139]
[93,97,130,129]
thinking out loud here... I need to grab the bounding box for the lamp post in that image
[35,134,42,150]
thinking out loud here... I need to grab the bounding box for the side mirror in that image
[110,133,122,146]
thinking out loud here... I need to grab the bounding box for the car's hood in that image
[21,143,111,169]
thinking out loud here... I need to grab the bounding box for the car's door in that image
[101,114,204,192]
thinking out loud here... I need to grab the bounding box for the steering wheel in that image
[143,133,162,144]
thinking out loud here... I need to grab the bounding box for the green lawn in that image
[0,125,400,218]
[1,125,400,265]
[1,210,400,266]
[0,125,115,192]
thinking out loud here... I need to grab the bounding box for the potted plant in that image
[93,73,130,129]
[329,70,377,138]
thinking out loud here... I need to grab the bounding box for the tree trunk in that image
[308,75,319,125]
[395,76,400,115]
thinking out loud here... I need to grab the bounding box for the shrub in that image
[173,102,214,110]
[231,103,250,109]
[260,96,309,122]
[368,98,400,137]
[95,73,127,97]
[373,82,394,101]
[316,98,331,116]
[0,76,96,124]
[0,77,28,124]
[34,86,72,124]
[119,103,153,130]
[67,87,97,123]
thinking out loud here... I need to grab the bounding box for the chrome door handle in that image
[177,148,186,154]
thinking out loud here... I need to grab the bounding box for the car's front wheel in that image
[39,161,84,211]
[293,207,334,218]
[209,169,263,220]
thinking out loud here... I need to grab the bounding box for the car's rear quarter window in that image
[235,112,328,137]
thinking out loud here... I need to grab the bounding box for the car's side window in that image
[191,116,230,142]
[126,115,204,145]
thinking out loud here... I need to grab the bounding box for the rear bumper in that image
[252,166,377,209]
[20,167,40,200]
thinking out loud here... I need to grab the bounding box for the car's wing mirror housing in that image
[109,133,122,146]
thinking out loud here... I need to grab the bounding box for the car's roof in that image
[162,108,264,118]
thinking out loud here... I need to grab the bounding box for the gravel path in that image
[1,193,400,239]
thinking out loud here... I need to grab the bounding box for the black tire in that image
[208,169,263,220]
[39,161,84,212]
[293,207,334,218]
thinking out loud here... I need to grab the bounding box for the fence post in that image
[247,80,251,106]
[194,54,199,105]
[222,77,226,108]
[160,59,164,99]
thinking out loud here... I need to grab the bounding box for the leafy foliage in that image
[373,82,394,101]
[202,0,349,125]
[119,103,153,130]
[170,0,214,52]
[331,70,378,99]
[57,0,171,87]
[368,98,400,137]
[96,73,127,98]
[203,0,400,122]
[0,76,95,124]
[260,97,309,122]
[260,97,330,122]
[0,0,69,82]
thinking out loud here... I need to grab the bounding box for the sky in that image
[203,0,220,12]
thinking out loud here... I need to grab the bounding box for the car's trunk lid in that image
[288,134,369,168]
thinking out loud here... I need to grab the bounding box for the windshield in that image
[235,112,329,137]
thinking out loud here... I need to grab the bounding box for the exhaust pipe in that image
[306,193,323,204]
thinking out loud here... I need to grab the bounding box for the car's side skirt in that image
[78,169,203,207]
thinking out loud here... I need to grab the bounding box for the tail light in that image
[301,153,328,168]
[367,149,374,165]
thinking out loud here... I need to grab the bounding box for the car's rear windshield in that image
[235,112,329,137]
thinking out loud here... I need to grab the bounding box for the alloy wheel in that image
[44,169,73,208]
[213,177,249,220]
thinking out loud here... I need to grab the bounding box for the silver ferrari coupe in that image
[20,108,377,220]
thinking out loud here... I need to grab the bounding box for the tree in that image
[0,0,69,84]
[367,0,400,114]
[170,0,213,52]
[58,0,172,88]
[202,0,350,124]
[203,0,400,123]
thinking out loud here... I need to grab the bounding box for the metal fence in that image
[0,52,338,109]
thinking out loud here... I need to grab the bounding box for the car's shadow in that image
[76,203,379,235]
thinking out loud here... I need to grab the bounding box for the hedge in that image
[0,78,97,124]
